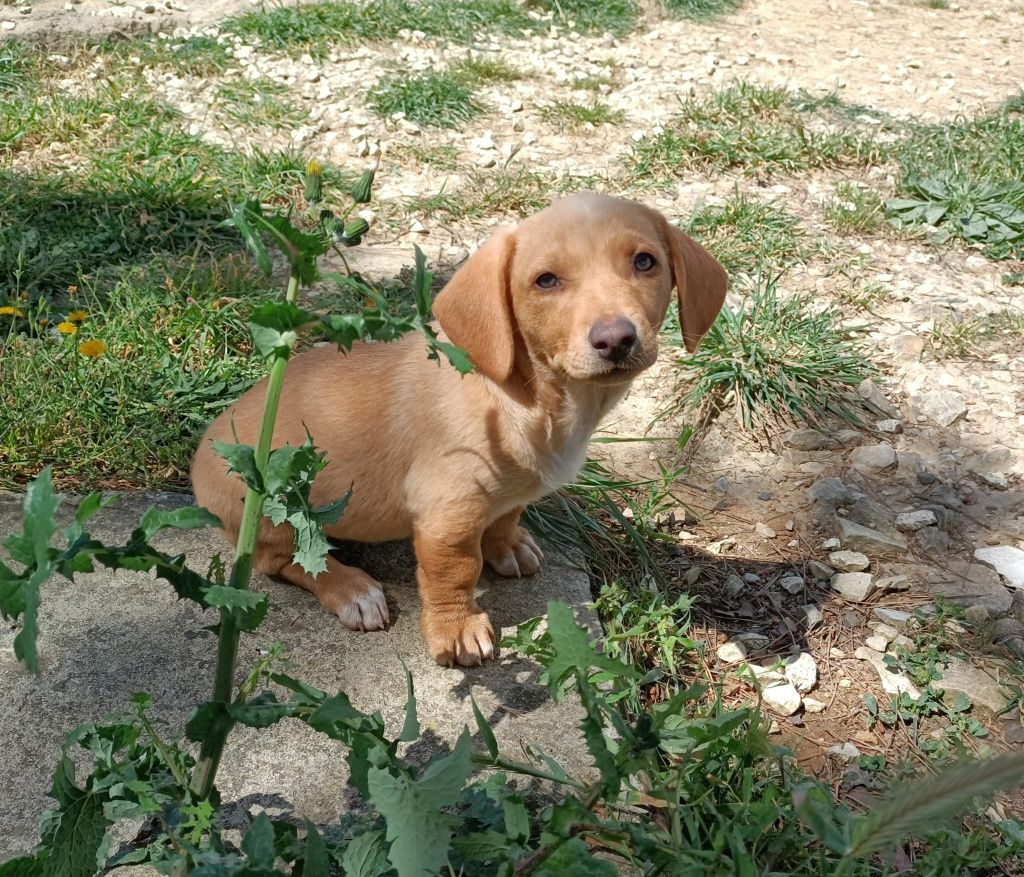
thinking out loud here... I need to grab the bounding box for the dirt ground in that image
[4,0,1024,797]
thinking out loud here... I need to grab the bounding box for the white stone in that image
[798,604,824,629]
[872,607,914,629]
[876,419,902,434]
[827,742,861,762]
[717,641,747,663]
[876,574,910,592]
[779,575,805,594]
[973,546,1024,589]
[850,443,897,471]
[831,572,875,602]
[755,522,777,539]
[917,390,968,427]
[762,679,803,716]
[865,634,889,652]
[873,623,899,642]
[822,538,841,550]
[896,510,938,532]
[784,652,817,693]
[829,550,870,572]
[803,697,827,713]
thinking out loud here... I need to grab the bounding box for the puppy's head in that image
[432,192,727,386]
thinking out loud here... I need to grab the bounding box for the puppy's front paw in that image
[483,528,544,578]
[421,608,496,667]
[317,573,390,632]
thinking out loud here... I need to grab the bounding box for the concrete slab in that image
[0,492,595,857]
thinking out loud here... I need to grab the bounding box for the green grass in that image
[931,310,1024,358]
[670,272,876,431]
[450,55,522,85]
[367,68,481,129]
[537,0,638,34]
[100,34,232,77]
[660,0,744,20]
[628,82,885,179]
[389,142,461,172]
[0,258,270,489]
[684,193,813,276]
[824,181,888,235]
[224,0,535,56]
[214,78,308,129]
[539,100,625,130]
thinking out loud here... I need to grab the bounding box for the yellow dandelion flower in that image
[57,321,78,335]
[78,339,107,358]
[0,305,24,317]
[305,159,322,176]
[68,309,88,323]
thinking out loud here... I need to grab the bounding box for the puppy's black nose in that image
[588,317,638,364]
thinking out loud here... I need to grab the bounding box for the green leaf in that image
[543,601,636,700]
[0,857,45,877]
[338,830,389,877]
[432,340,474,375]
[212,441,263,492]
[227,691,298,728]
[248,301,320,358]
[202,585,269,631]
[40,757,111,877]
[470,695,498,759]
[576,672,619,796]
[242,813,276,867]
[367,730,473,877]
[398,670,420,743]
[225,199,273,277]
[298,821,329,877]
[137,506,221,541]
[794,783,849,855]
[452,830,509,863]
[185,701,227,743]
[502,797,530,844]
[533,838,616,877]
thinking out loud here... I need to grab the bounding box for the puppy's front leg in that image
[481,506,544,578]
[414,525,495,667]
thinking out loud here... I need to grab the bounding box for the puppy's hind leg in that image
[481,506,544,578]
[255,527,389,631]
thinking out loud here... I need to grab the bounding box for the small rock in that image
[891,634,916,652]
[934,657,1011,716]
[857,648,921,697]
[850,443,898,471]
[858,379,901,418]
[973,546,1024,589]
[965,449,1014,491]
[743,573,762,583]
[842,609,865,628]
[783,429,837,451]
[803,697,827,713]
[797,604,823,629]
[916,390,968,427]
[876,419,902,434]
[829,550,870,572]
[784,652,818,693]
[755,522,777,539]
[963,605,990,627]
[779,575,805,594]
[761,679,803,715]
[924,561,1012,614]
[916,526,950,555]
[837,519,907,555]
[717,641,747,663]
[873,622,899,642]
[896,510,937,532]
[1004,721,1024,745]
[876,574,910,592]
[734,632,771,653]
[822,538,841,550]
[826,741,861,763]
[409,219,427,234]
[832,572,875,602]
[723,574,745,598]
[807,477,857,507]
[865,634,889,652]
[807,560,835,580]
[871,607,914,629]
[0,20,15,30]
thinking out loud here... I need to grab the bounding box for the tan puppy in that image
[190,193,727,666]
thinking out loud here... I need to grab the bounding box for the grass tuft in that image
[450,55,523,85]
[931,310,1024,358]
[671,272,876,431]
[213,78,309,129]
[660,0,744,20]
[368,68,481,129]
[539,100,625,130]
[824,181,888,235]
[536,0,638,34]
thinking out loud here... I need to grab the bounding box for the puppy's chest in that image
[539,422,593,490]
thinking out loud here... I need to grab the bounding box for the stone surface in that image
[826,741,861,763]
[915,390,968,427]
[807,478,857,507]
[797,604,824,629]
[831,572,875,602]
[857,379,901,419]
[779,575,805,594]
[717,641,748,663]
[855,647,921,698]
[895,510,938,532]
[934,657,1012,716]
[828,550,870,572]
[921,561,1013,614]
[807,560,835,581]
[784,652,817,693]
[783,429,837,451]
[761,679,803,716]
[850,443,897,471]
[974,546,1024,589]
[916,526,950,556]
[803,697,826,713]
[865,634,889,652]
[876,574,910,592]
[0,494,595,858]
[876,419,902,434]
[836,518,907,555]
[870,607,913,629]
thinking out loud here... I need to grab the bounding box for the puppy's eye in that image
[634,252,656,272]
[535,272,560,290]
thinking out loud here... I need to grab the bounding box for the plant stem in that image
[189,269,301,799]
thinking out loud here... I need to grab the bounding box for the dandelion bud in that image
[349,152,379,204]
[341,217,370,247]
[304,159,324,204]
[319,209,343,241]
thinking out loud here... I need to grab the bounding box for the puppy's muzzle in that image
[588,317,638,364]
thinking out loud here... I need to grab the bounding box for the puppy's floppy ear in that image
[432,229,517,383]
[663,222,728,353]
